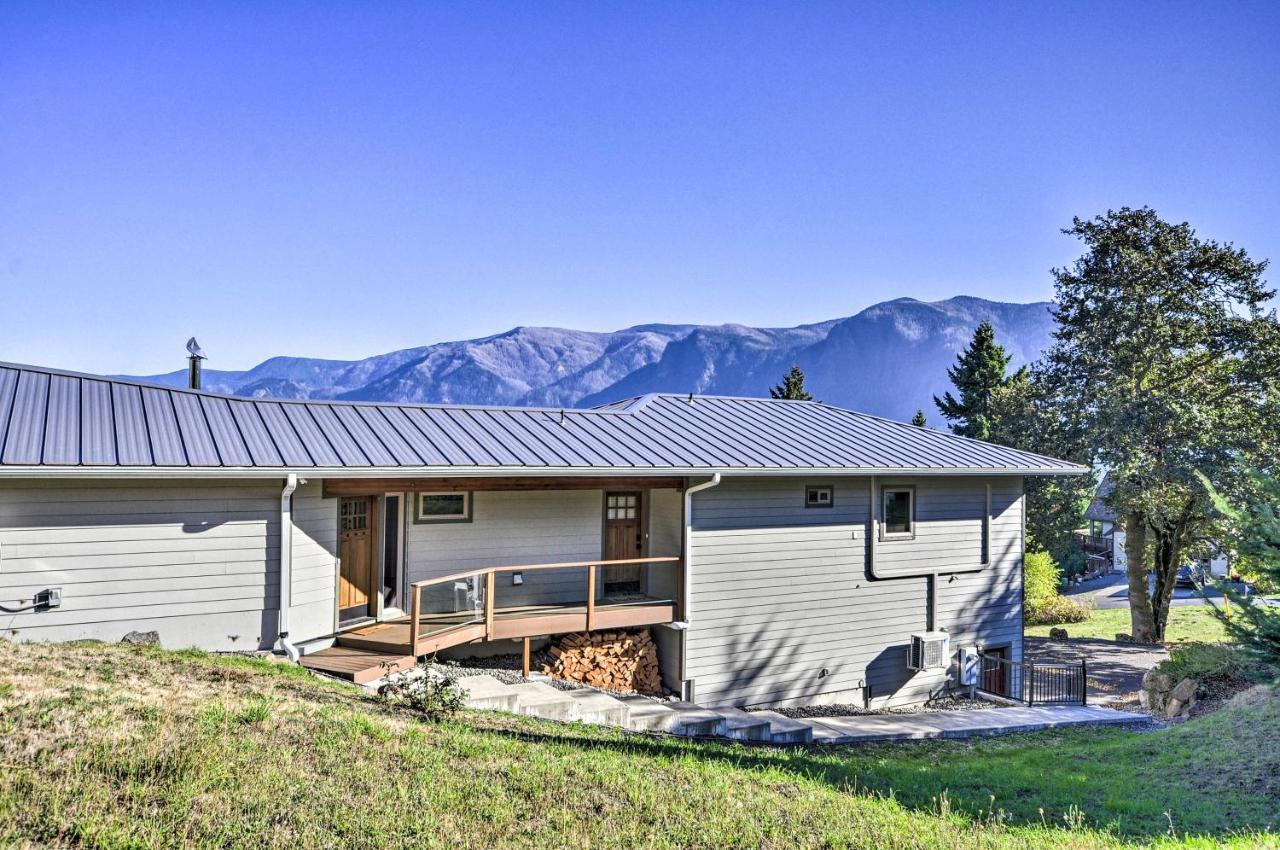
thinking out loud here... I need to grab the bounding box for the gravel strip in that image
[750,695,999,719]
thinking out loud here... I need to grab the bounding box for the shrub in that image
[377,661,469,720]
[1024,550,1091,625]
[1026,595,1091,626]
[1024,551,1061,610]
[1154,642,1271,688]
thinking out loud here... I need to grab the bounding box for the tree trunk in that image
[1150,527,1179,641]
[1124,512,1155,641]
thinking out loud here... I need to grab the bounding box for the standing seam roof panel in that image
[398,407,476,465]
[525,413,621,467]
[170,392,222,466]
[442,410,520,466]
[111,383,152,465]
[647,397,771,466]
[465,411,546,466]
[200,397,254,466]
[353,406,424,465]
[0,368,18,459]
[488,411,574,466]
[418,409,492,465]
[692,397,827,467]
[140,387,187,466]
[41,375,80,465]
[79,379,117,465]
[795,403,927,467]
[307,405,371,466]
[2,371,49,465]
[281,404,343,466]
[556,415,643,467]
[256,403,316,467]
[586,413,686,466]
[736,399,865,467]
[376,406,453,465]
[599,403,712,466]
[331,406,398,466]
[229,400,285,467]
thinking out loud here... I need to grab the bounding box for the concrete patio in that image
[803,704,1149,744]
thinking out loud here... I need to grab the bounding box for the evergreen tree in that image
[910,409,927,427]
[1200,469,1280,666]
[933,322,1024,440]
[769,365,814,401]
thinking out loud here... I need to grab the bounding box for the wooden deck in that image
[301,596,677,683]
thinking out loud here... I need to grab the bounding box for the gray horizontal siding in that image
[685,476,1023,708]
[0,479,281,650]
[289,480,338,640]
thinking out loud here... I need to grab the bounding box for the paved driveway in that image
[1024,637,1168,706]
[1065,572,1228,610]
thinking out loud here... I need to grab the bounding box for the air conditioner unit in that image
[908,631,951,671]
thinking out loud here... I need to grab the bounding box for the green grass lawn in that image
[1,641,1277,849]
[1026,605,1231,644]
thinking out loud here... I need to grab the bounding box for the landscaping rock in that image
[1115,633,1134,643]
[1141,670,1172,692]
[1170,678,1198,704]
[1049,628,1069,640]
[1164,697,1186,719]
[120,630,160,646]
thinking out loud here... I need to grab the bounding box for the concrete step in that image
[562,689,631,725]
[508,681,579,721]
[662,701,728,738]
[715,707,774,742]
[745,710,815,744]
[454,675,520,712]
[613,694,680,732]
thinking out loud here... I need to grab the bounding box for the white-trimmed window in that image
[415,492,471,523]
[881,487,914,538]
[805,485,834,508]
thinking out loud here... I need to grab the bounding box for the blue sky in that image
[2,3,1277,375]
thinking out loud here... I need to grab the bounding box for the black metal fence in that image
[979,652,1086,706]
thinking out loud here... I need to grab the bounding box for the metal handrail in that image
[407,556,681,649]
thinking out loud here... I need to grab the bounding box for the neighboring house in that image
[1082,476,1228,578]
[0,362,1085,709]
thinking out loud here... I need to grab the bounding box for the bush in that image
[1026,595,1091,626]
[1024,551,1061,610]
[1155,642,1270,688]
[1024,550,1091,625]
[377,661,469,720]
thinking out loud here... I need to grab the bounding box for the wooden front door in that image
[982,646,1010,696]
[339,496,377,622]
[602,492,643,593]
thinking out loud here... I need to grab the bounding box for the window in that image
[805,485,834,508]
[414,492,471,523]
[606,493,638,520]
[881,487,914,537]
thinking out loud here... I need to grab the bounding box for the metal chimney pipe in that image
[185,337,206,389]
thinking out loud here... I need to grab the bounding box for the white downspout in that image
[278,474,300,662]
[678,473,721,700]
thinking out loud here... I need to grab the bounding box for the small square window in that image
[415,492,471,523]
[882,488,914,537]
[805,486,834,508]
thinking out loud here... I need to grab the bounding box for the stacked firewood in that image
[541,629,662,694]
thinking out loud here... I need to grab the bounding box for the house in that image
[0,361,1085,708]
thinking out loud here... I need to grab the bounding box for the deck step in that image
[743,710,815,744]
[715,707,774,742]
[454,675,521,712]
[298,646,415,685]
[614,694,680,732]
[662,701,728,738]
[562,689,631,725]
[508,682,579,721]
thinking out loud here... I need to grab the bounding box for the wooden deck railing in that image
[406,556,681,650]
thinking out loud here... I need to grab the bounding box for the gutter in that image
[278,474,300,662]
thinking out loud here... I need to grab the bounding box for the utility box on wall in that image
[959,646,981,686]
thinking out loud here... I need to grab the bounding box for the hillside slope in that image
[1,641,1275,849]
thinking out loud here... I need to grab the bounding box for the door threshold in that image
[338,616,376,632]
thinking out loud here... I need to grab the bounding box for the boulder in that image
[1141,670,1172,692]
[120,630,160,646]
[1164,697,1186,719]
[1115,633,1134,643]
[1139,687,1166,713]
[1049,627,1069,640]
[1170,678,1198,704]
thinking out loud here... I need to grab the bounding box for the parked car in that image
[1175,563,1207,588]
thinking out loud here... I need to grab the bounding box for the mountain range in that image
[127,296,1058,423]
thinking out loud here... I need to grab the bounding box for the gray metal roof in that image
[0,362,1086,477]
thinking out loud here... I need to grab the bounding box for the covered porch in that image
[300,475,687,683]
